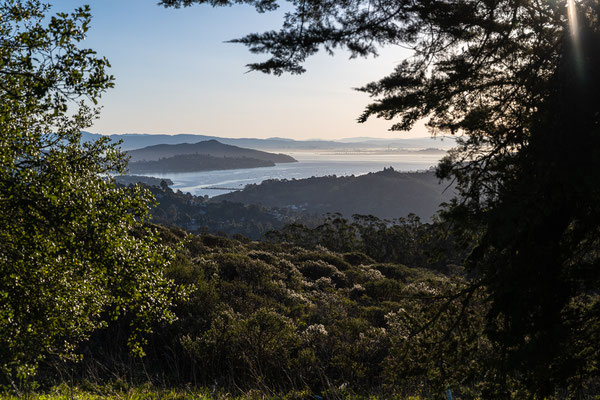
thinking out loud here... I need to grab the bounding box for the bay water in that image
[147,151,445,197]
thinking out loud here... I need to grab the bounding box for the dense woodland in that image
[145,182,320,239]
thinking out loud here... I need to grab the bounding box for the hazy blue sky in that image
[51,0,428,140]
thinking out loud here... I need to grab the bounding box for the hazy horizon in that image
[84,130,450,142]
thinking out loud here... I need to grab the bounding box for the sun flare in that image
[567,0,579,38]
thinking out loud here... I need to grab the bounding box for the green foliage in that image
[66,228,490,398]
[266,214,465,273]
[0,0,176,387]
[139,183,320,240]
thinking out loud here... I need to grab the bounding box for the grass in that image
[0,384,425,400]
[1,385,235,400]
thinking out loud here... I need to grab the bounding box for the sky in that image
[50,0,428,140]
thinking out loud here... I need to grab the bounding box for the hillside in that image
[128,153,276,173]
[38,223,472,398]
[126,139,297,163]
[212,168,454,221]
[142,184,320,239]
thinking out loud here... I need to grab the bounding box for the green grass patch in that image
[0,385,425,400]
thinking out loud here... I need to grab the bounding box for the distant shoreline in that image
[319,148,447,156]
[202,187,242,191]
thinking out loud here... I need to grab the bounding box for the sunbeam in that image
[567,0,579,36]
[567,0,584,76]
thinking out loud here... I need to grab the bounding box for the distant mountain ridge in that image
[212,168,454,221]
[126,139,297,164]
[81,132,455,152]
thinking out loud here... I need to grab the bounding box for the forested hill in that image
[213,168,454,221]
[127,139,297,163]
[128,153,276,173]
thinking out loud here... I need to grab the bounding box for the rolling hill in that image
[127,153,277,173]
[212,168,454,221]
[126,139,297,163]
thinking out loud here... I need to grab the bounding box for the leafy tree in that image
[0,1,176,387]
[162,0,600,395]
